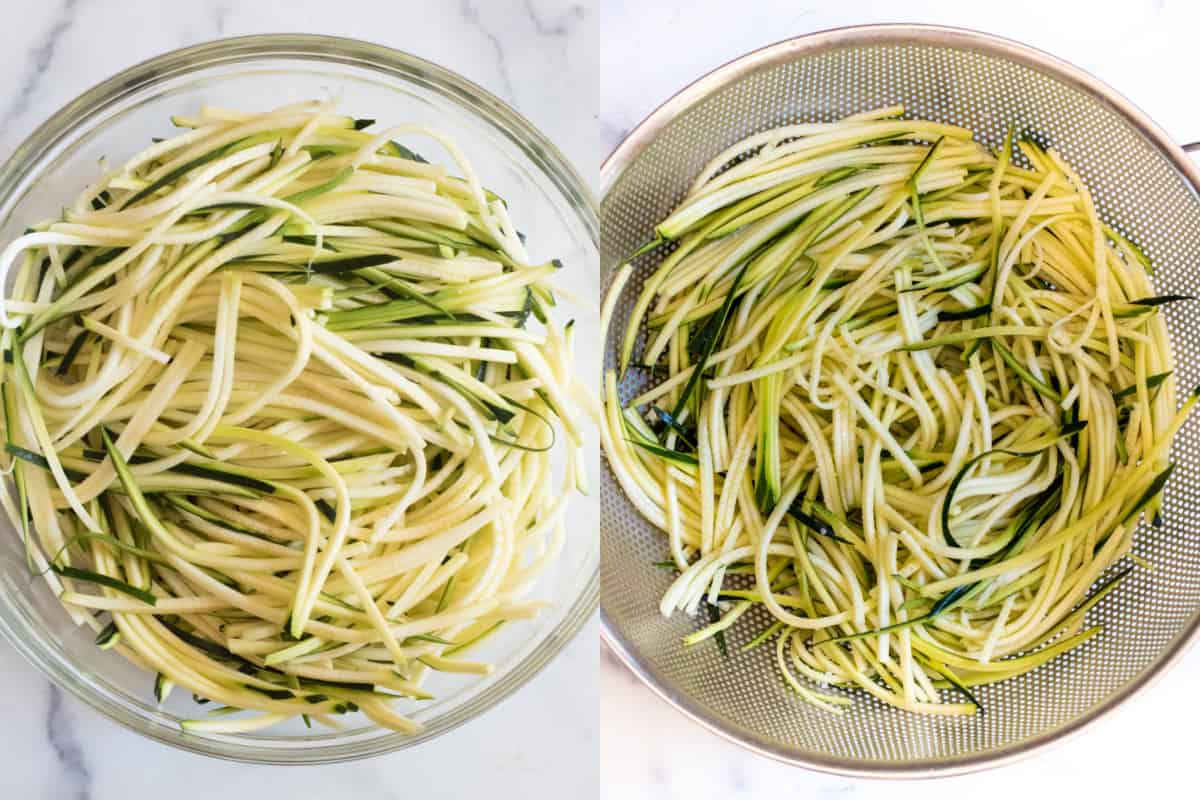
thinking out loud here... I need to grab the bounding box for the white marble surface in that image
[8,0,1200,797]
[0,2,598,799]
[597,1,1200,798]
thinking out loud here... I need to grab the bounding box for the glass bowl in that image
[0,33,598,764]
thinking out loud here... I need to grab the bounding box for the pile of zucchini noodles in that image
[0,101,588,733]
[601,106,1195,715]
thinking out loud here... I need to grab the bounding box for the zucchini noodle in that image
[602,108,1194,715]
[0,100,587,733]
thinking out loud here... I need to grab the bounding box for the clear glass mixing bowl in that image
[0,33,599,764]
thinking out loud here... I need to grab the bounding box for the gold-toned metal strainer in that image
[599,24,1200,777]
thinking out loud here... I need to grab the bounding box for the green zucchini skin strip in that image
[652,406,696,450]
[56,329,89,376]
[100,429,182,551]
[628,438,700,467]
[1121,464,1175,524]
[918,653,983,711]
[1130,294,1194,307]
[941,423,1085,548]
[123,140,238,208]
[671,257,754,418]
[307,254,396,274]
[1114,371,1171,400]
[95,621,121,649]
[5,443,50,470]
[787,498,851,545]
[52,564,156,606]
[992,340,1062,402]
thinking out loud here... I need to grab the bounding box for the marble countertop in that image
[597,1,1200,798]
[0,2,597,799]
[6,1,1200,798]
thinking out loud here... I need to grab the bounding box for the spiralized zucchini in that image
[0,100,588,733]
[602,106,1194,715]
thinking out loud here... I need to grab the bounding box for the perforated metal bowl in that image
[600,24,1200,777]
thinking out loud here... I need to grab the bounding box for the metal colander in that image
[599,24,1200,777]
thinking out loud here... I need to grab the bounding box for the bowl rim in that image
[598,22,1200,779]
[0,32,599,765]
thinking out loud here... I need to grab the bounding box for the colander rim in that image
[599,22,1200,779]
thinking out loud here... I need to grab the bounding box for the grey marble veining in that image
[0,0,80,131]
[459,0,519,103]
[46,684,92,800]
